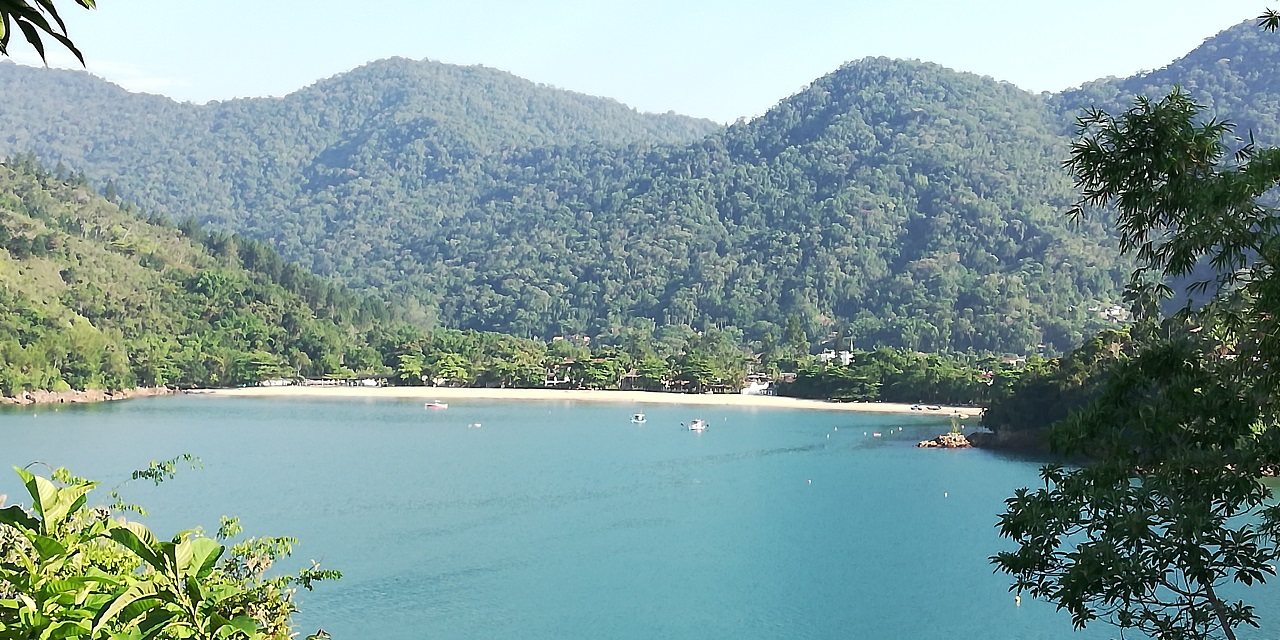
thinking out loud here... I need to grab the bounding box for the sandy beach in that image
[195,386,984,417]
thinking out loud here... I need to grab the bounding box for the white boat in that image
[425,401,448,409]
[631,413,647,423]
[688,419,708,431]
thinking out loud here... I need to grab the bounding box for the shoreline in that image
[192,386,984,417]
[0,386,177,406]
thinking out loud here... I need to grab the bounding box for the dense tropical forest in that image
[0,18,1275,402]
[3,19,1277,398]
[0,155,1015,402]
[17,25,1250,352]
[4,21,1273,355]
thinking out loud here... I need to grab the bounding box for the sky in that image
[6,0,1272,123]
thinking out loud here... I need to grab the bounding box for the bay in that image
[0,396,1273,639]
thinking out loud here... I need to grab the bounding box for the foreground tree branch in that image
[0,0,95,65]
[993,85,1280,640]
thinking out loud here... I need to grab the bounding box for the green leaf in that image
[174,536,223,579]
[13,12,48,59]
[92,583,161,636]
[115,596,167,629]
[107,522,163,571]
[30,534,67,561]
[16,467,56,520]
[44,481,94,530]
[226,615,257,636]
[42,619,92,639]
[134,609,176,640]
[0,504,38,530]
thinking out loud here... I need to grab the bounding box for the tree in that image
[633,355,670,391]
[0,0,95,64]
[673,351,717,393]
[427,351,471,387]
[993,81,1280,639]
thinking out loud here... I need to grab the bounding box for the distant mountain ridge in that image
[1052,19,1280,140]
[0,20,1274,353]
[0,57,719,224]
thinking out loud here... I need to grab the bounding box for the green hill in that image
[1053,21,1280,141]
[0,57,719,227]
[0,157,395,392]
[9,24,1273,354]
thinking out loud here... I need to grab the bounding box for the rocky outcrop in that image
[917,432,971,448]
[0,387,178,406]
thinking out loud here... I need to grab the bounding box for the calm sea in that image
[1,396,1275,639]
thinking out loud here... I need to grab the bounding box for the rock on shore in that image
[0,387,178,406]
[917,432,971,448]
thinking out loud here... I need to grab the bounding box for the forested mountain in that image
[0,57,718,228]
[2,21,1270,354]
[392,57,1120,352]
[1053,21,1280,142]
[0,157,647,393]
[0,157,395,391]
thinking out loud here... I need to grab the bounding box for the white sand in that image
[194,386,983,417]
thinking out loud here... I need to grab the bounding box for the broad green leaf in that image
[203,583,244,605]
[182,576,202,607]
[14,17,46,63]
[92,583,161,636]
[0,504,38,531]
[43,482,95,531]
[45,577,91,596]
[134,609,176,640]
[30,535,67,561]
[227,615,257,636]
[41,619,91,639]
[15,467,56,520]
[175,537,223,579]
[107,522,162,571]
[114,596,168,628]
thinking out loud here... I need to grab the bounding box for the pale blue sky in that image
[8,0,1270,123]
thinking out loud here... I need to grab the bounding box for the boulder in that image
[917,432,971,448]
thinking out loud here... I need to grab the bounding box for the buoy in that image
[1015,596,1021,606]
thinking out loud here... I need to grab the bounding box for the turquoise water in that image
[1,396,1275,639]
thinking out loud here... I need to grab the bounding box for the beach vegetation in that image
[0,464,337,639]
[780,348,999,405]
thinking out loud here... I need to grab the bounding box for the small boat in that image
[631,413,647,424]
[688,419,708,431]
[425,401,448,409]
